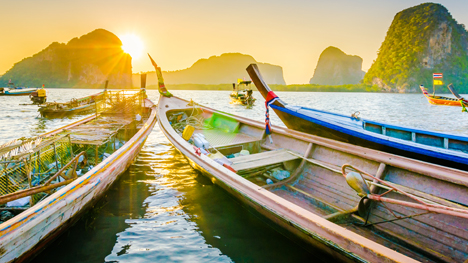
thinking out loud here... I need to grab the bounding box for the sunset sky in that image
[1,0,467,84]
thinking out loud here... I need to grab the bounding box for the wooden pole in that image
[0,179,74,205]
[95,145,99,166]
[44,151,84,186]
[53,142,59,172]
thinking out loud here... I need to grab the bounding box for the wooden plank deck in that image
[195,129,260,148]
[231,149,299,172]
[272,155,468,262]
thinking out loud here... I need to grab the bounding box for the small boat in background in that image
[0,76,156,262]
[0,81,37,96]
[29,85,48,105]
[247,64,468,170]
[420,84,464,106]
[38,91,105,118]
[230,79,256,107]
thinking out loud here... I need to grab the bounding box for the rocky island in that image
[309,46,365,85]
[0,29,132,88]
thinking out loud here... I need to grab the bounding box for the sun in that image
[120,34,144,59]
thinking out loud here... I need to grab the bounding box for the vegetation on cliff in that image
[0,29,132,88]
[310,46,365,85]
[364,3,468,92]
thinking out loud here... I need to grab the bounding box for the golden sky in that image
[1,0,467,84]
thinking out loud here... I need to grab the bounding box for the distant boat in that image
[29,85,48,105]
[420,84,467,106]
[38,91,105,118]
[0,82,37,96]
[230,80,256,107]
[247,64,468,170]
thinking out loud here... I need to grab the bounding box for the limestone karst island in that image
[1,2,468,263]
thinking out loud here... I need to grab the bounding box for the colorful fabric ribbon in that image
[265,91,279,143]
[148,54,173,98]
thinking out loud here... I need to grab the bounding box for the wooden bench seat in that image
[231,149,299,172]
[195,129,260,148]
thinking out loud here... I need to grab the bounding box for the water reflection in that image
[10,89,467,263]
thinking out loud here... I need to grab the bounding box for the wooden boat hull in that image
[39,103,96,118]
[0,99,157,263]
[230,96,255,106]
[38,92,104,118]
[0,88,37,96]
[156,96,435,263]
[247,64,468,170]
[420,86,461,106]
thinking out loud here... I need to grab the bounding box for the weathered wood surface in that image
[0,99,157,263]
[231,149,298,172]
[158,94,468,263]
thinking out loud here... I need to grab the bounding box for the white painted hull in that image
[0,100,157,262]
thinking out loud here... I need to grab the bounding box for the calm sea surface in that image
[1,89,467,262]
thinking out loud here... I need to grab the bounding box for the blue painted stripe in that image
[272,105,468,164]
[277,105,468,142]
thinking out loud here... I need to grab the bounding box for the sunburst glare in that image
[120,34,144,59]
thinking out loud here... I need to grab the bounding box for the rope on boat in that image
[171,101,213,133]
[459,99,467,113]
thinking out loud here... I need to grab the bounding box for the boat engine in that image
[30,85,47,104]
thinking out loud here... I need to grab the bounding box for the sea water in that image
[1,89,467,262]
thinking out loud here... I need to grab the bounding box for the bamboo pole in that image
[0,179,74,205]
[44,151,84,186]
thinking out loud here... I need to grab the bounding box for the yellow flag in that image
[237,78,244,84]
[433,79,444,85]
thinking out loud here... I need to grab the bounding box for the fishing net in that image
[98,90,145,116]
[170,102,213,134]
[0,135,73,204]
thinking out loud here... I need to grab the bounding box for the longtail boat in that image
[0,82,37,96]
[0,84,156,262]
[38,91,105,118]
[152,57,468,262]
[230,80,256,107]
[420,84,465,106]
[247,64,468,170]
[447,83,468,112]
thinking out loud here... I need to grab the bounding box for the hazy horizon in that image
[1,0,467,84]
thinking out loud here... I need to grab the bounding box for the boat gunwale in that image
[271,104,468,165]
[282,103,468,143]
[167,96,468,188]
[157,95,426,263]
[0,99,157,240]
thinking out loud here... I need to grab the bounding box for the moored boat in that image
[157,91,468,263]
[0,82,37,96]
[38,91,105,118]
[0,85,156,262]
[247,64,468,170]
[153,58,468,262]
[29,85,47,105]
[230,79,256,107]
[420,84,464,106]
